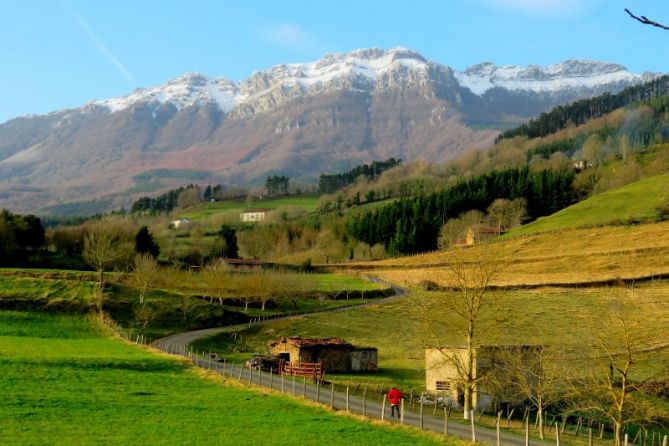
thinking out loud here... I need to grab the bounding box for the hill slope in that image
[507,172,669,236]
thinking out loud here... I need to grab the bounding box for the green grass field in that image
[507,173,669,236]
[0,268,386,340]
[194,281,669,391]
[181,194,321,221]
[0,310,451,445]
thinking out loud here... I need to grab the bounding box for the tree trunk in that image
[245,301,249,312]
[614,420,623,446]
[464,384,472,420]
[538,405,545,439]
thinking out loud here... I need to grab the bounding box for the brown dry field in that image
[337,221,669,288]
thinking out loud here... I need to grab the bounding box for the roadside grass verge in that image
[0,310,451,446]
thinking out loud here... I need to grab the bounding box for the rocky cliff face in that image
[0,48,656,213]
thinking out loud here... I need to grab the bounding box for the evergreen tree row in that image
[265,175,290,196]
[130,185,197,214]
[347,167,576,255]
[498,75,669,142]
[0,209,45,265]
[319,158,401,194]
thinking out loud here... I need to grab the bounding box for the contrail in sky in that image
[61,0,134,82]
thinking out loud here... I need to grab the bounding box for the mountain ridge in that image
[0,47,660,214]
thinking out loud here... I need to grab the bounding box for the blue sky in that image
[1,0,667,123]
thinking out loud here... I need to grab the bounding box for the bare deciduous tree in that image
[568,285,664,446]
[131,253,158,305]
[202,260,230,305]
[411,246,502,419]
[83,222,133,310]
[489,346,566,439]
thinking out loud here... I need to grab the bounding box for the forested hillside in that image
[498,75,669,141]
[347,167,575,254]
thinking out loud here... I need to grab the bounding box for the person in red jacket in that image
[386,387,403,418]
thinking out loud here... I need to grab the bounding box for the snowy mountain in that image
[0,48,658,214]
[84,49,652,117]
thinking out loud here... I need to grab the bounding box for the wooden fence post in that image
[238,364,243,382]
[362,384,368,416]
[525,417,529,446]
[589,427,593,446]
[302,376,307,398]
[316,379,320,403]
[624,433,629,446]
[400,399,404,425]
[257,367,261,385]
[433,398,438,416]
[381,397,386,421]
[292,375,296,394]
[444,406,449,436]
[280,372,284,393]
[471,410,476,443]
[497,410,502,446]
[269,367,273,390]
[346,387,350,413]
[419,393,425,429]
[661,435,667,446]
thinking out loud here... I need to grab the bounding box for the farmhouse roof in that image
[469,224,502,234]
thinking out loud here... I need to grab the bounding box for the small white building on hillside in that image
[240,209,269,223]
[171,217,191,229]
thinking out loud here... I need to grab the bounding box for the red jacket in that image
[387,388,403,405]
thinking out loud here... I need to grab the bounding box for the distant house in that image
[425,345,542,409]
[571,160,593,172]
[465,225,503,246]
[240,208,270,222]
[170,217,191,229]
[270,337,378,373]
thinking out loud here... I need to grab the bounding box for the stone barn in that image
[270,337,378,373]
[425,345,542,410]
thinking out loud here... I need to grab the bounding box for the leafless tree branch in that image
[625,8,669,31]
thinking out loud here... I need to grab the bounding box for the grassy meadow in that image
[342,220,669,288]
[507,173,669,236]
[193,280,669,391]
[0,268,386,340]
[179,194,321,222]
[0,310,454,446]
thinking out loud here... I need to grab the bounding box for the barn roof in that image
[469,224,503,234]
[270,336,351,348]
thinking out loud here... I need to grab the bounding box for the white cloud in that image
[61,0,134,82]
[260,23,315,50]
[481,0,594,16]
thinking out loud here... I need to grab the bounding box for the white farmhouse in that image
[240,208,269,223]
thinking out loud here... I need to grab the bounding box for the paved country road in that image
[153,277,549,446]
